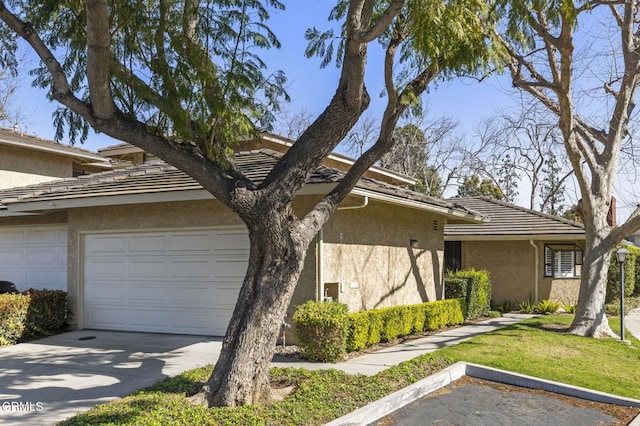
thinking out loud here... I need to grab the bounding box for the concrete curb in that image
[325,362,640,425]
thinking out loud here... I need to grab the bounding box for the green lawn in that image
[59,315,640,425]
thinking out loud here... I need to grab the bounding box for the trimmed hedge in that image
[0,289,68,345]
[0,294,30,346]
[294,299,466,359]
[444,269,491,319]
[23,289,68,338]
[606,245,640,303]
[292,301,350,362]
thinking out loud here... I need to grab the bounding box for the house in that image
[0,126,112,188]
[444,197,586,305]
[0,133,483,336]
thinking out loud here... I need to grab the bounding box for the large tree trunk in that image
[569,201,616,338]
[204,207,310,407]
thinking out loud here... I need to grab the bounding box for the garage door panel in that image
[128,258,168,278]
[167,308,212,332]
[27,229,59,244]
[169,286,212,307]
[169,258,212,279]
[129,235,167,252]
[170,233,211,252]
[88,306,129,328]
[26,250,58,266]
[85,259,126,278]
[0,226,67,292]
[84,228,248,336]
[0,250,23,265]
[128,284,168,304]
[214,232,249,252]
[213,259,248,278]
[0,231,25,245]
[85,282,127,302]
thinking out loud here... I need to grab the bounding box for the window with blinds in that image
[544,245,583,278]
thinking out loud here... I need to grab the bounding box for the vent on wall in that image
[432,220,438,231]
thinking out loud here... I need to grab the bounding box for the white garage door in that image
[0,226,67,292]
[83,228,249,336]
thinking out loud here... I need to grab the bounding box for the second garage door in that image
[83,228,249,336]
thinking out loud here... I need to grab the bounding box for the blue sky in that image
[6,1,637,219]
[10,0,517,151]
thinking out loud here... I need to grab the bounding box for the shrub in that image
[561,301,577,314]
[292,301,350,362]
[22,289,68,338]
[486,310,503,318]
[445,269,492,319]
[518,300,535,314]
[492,300,515,314]
[345,299,465,354]
[535,299,560,315]
[606,245,639,303]
[0,294,30,345]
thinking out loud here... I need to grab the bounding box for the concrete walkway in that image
[0,310,638,425]
[272,313,534,375]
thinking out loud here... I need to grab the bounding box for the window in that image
[445,241,462,272]
[544,245,583,278]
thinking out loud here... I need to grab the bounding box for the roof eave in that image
[443,233,586,241]
[5,182,482,223]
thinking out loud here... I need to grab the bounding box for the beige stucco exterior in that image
[0,145,73,188]
[321,200,442,312]
[0,194,445,331]
[459,239,581,304]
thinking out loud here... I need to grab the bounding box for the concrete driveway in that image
[0,330,222,425]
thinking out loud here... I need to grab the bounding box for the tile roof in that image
[444,197,585,239]
[0,127,108,162]
[0,150,477,219]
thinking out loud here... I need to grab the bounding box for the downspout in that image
[529,239,539,302]
[317,228,324,301]
[336,196,369,210]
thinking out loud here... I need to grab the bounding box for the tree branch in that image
[352,0,403,42]
[85,0,115,119]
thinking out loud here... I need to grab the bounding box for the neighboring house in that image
[0,126,112,188]
[0,134,483,336]
[444,197,586,305]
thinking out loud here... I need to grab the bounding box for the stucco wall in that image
[0,145,72,188]
[539,277,580,303]
[463,240,536,304]
[321,200,442,312]
[461,239,581,304]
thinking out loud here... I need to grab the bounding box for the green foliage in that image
[492,300,515,313]
[0,290,68,345]
[8,0,288,149]
[486,310,503,318]
[61,354,454,426]
[518,299,535,314]
[561,301,576,314]
[606,245,639,303]
[535,299,560,315]
[22,289,68,338]
[455,175,504,200]
[0,294,29,346]
[305,0,503,117]
[445,269,492,319]
[345,300,465,355]
[292,301,350,362]
[605,296,640,317]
